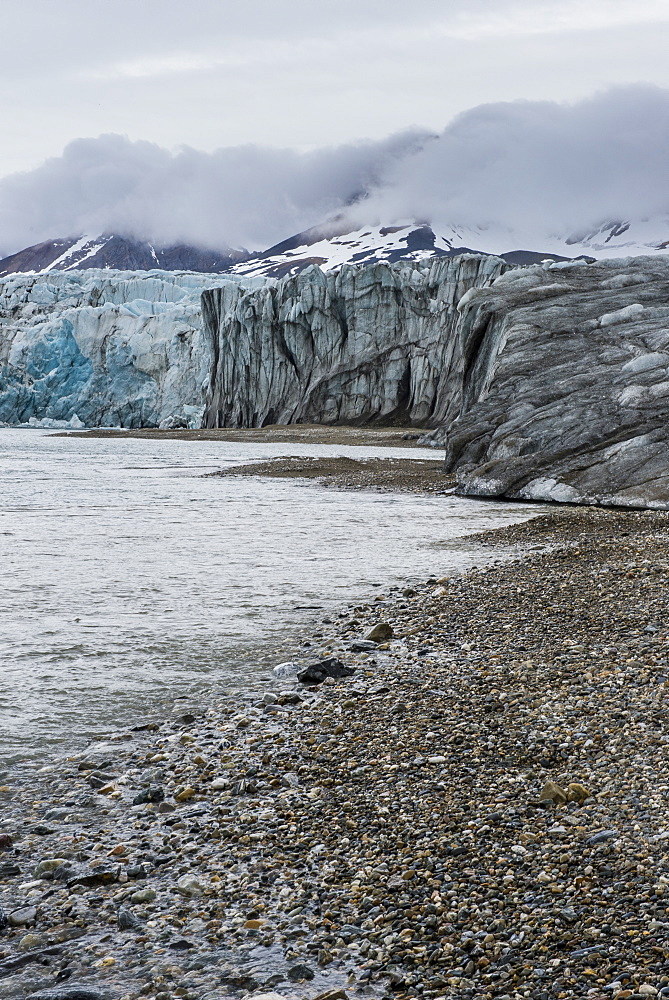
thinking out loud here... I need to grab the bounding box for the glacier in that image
[2,255,669,509]
[0,269,259,428]
[202,255,507,427]
[436,255,669,509]
[203,253,669,509]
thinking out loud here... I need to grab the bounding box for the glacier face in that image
[0,256,507,433]
[205,252,669,508]
[3,254,669,510]
[202,255,507,428]
[0,269,254,428]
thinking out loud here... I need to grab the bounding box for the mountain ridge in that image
[2,213,669,279]
[0,234,250,278]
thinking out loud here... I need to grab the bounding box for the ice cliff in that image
[3,254,669,510]
[202,256,507,427]
[0,269,249,428]
[204,254,669,509]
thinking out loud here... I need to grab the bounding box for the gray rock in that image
[272,662,301,679]
[348,639,378,652]
[130,888,156,903]
[286,963,315,982]
[27,986,107,1000]
[8,907,36,927]
[437,256,669,508]
[586,829,618,845]
[365,623,394,642]
[117,907,140,930]
[33,859,68,878]
[132,784,164,805]
[60,864,119,887]
[570,945,603,959]
[277,691,303,705]
[43,809,69,821]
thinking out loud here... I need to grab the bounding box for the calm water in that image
[0,430,542,767]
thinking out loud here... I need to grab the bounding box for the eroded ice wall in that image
[202,256,508,428]
[0,269,244,428]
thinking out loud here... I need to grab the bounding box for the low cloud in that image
[0,85,667,256]
[0,129,430,255]
[354,85,669,239]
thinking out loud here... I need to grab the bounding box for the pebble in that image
[9,906,37,927]
[365,622,394,642]
[0,509,667,1000]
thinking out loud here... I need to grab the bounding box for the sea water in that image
[0,430,543,766]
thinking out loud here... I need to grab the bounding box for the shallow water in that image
[0,430,543,767]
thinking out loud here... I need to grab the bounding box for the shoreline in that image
[209,457,454,495]
[53,425,429,449]
[1,508,669,999]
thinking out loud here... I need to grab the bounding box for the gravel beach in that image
[60,426,426,449]
[210,457,452,495]
[1,507,669,1000]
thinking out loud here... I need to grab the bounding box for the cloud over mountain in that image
[354,85,669,240]
[0,129,430,256]
[0,85,667,257]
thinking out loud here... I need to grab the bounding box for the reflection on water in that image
[0,430,543,766]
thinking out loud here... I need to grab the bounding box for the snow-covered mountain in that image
[427,216,669,263]
[226,220,574,278]
[2,214,669,280]
[226,214,669,277]
[0,234,250,277]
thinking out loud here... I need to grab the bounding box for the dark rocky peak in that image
[0,234,250,276]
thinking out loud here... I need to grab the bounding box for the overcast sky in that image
[3,0,669,176]
[1,0,668,254]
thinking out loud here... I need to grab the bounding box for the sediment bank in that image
[57,425,427,449]
[1,508,669,1000]
[210,457,452,495]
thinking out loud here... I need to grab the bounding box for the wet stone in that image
[27,987,108,1000]
[9,906,37,927]
[287,963,315,981]
[131,784,164,804]
[297,657,355,684]
[3,508,669,999]
[365,622,394,642]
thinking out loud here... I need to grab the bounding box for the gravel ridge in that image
[1,508,669,1000]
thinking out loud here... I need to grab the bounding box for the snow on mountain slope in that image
[227,223,468,278]
[0,235,250,277]
[421,216,669,263]
[2,214,669,282]
[228,216,669,277]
